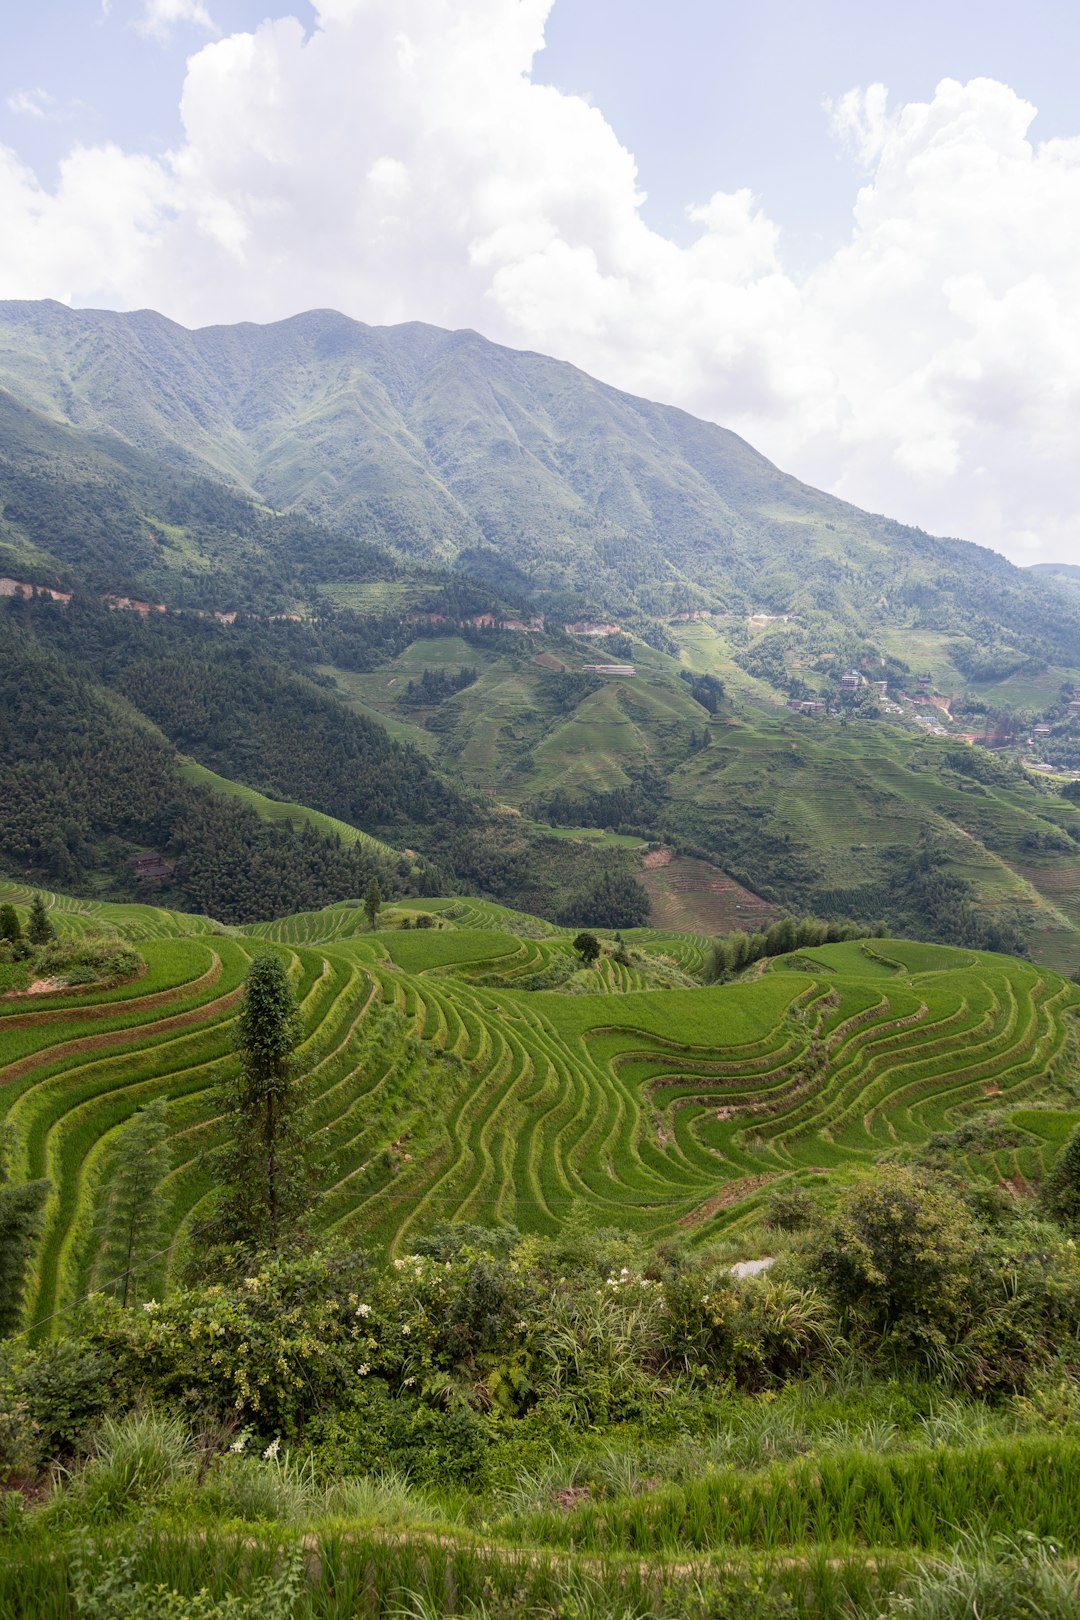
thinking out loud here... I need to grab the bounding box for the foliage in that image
[0,1129,48,1340]
[26,894,55,946]
[33,935,142,987]
[207,955,312,1250]
[363,878,383,932]
[557,871,651,929]
[572,931,601,965]
[1040,1122,1080,1229]
[89,1100,173,1308]
[810,1168,979,1358]
[662,1267,840,1389]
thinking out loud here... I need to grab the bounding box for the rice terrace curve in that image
[2,881,1077,1342]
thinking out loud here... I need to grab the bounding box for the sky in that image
[2,1,1080,568]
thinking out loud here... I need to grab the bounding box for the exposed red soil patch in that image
[640,852,779,936]
[1,955,220,1029]
[677,1173,777,1228]
[0,977,243,1086]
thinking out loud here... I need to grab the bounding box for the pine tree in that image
[0,905,21,945]
[26,894,56,947]
[92,1099,172,1307]
[1042,1123,1080,1229]
[211,953,311,1249]
[363,877,383,931]
[0,1129,49,1338]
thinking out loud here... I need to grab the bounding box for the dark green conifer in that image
[211,954,311,1249]
[363,877,383,931]
[92,1099,172,1307]
[1042,1124,1080,1230]
[26,894,56,947]
[0,1130,49,1338]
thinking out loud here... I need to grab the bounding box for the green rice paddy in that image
[1,881,1078,1338]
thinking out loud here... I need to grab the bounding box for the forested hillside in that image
[0,597,647,925]
[1,300,1078,679]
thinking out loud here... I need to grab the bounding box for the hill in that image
[1,300,1078,681]
[2,880,1077,1334]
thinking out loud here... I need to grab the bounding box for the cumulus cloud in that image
[0,0,1078,566]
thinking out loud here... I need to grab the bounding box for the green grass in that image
[176,759,396,857]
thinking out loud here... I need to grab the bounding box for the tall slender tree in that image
[212,953,311,1249]
[0,905,21,946]
[363,877,383,932]
[92,1099,172,1306]
[0,1129,49,1338]
[26,894,56,947]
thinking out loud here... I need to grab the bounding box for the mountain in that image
[1,300,1078,672]
[3,299,1080,965]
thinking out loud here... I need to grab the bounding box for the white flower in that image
[401,1324,411,1336]
[516,1320,528,1332]
[229,1436,246,1454]
[355,1302,371,1317]
[263,1438,281,1461]
[141,1299,159,1313]
[403,1376,416,1387]
[358,1363,370,1376]
[393,1257,405,1270]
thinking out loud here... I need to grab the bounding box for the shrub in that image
[662,1269,839,1389]
[305,1386,494,1487]
[810,1167,979,1360]
[763,1182,819,1232]
[12,1339,114,1462]
[33,936,142,986]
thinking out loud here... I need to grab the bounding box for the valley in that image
[2,301,1080,1616]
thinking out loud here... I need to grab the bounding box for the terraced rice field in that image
[1,883,1078,1337]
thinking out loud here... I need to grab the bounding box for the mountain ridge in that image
[2,299,1076,657]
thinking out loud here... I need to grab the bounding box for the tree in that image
[558,871,650,930]
[26,894,56,947]
[573,931,601,966]
[211,953,311,1249]
[812,1166,977,1349]
[363,877,383,932]
[0,904,21,945]
[91,1098,172,1307]
[0,1128,49,1337]
[1041,1122,1080,1229]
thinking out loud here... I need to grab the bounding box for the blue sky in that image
[2,0,1079,565]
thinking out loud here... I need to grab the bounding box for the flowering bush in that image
[662,1266,839,1389]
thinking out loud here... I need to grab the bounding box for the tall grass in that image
[0,1525,901,1620]
[506,1435,1080,1555]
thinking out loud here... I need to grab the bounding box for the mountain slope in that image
[1,300,1078,666]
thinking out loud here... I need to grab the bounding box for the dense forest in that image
[0,598,646,924]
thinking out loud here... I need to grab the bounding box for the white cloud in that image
[7,88,53,119]
[137,0,218,42]
[0,3,1079,567]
